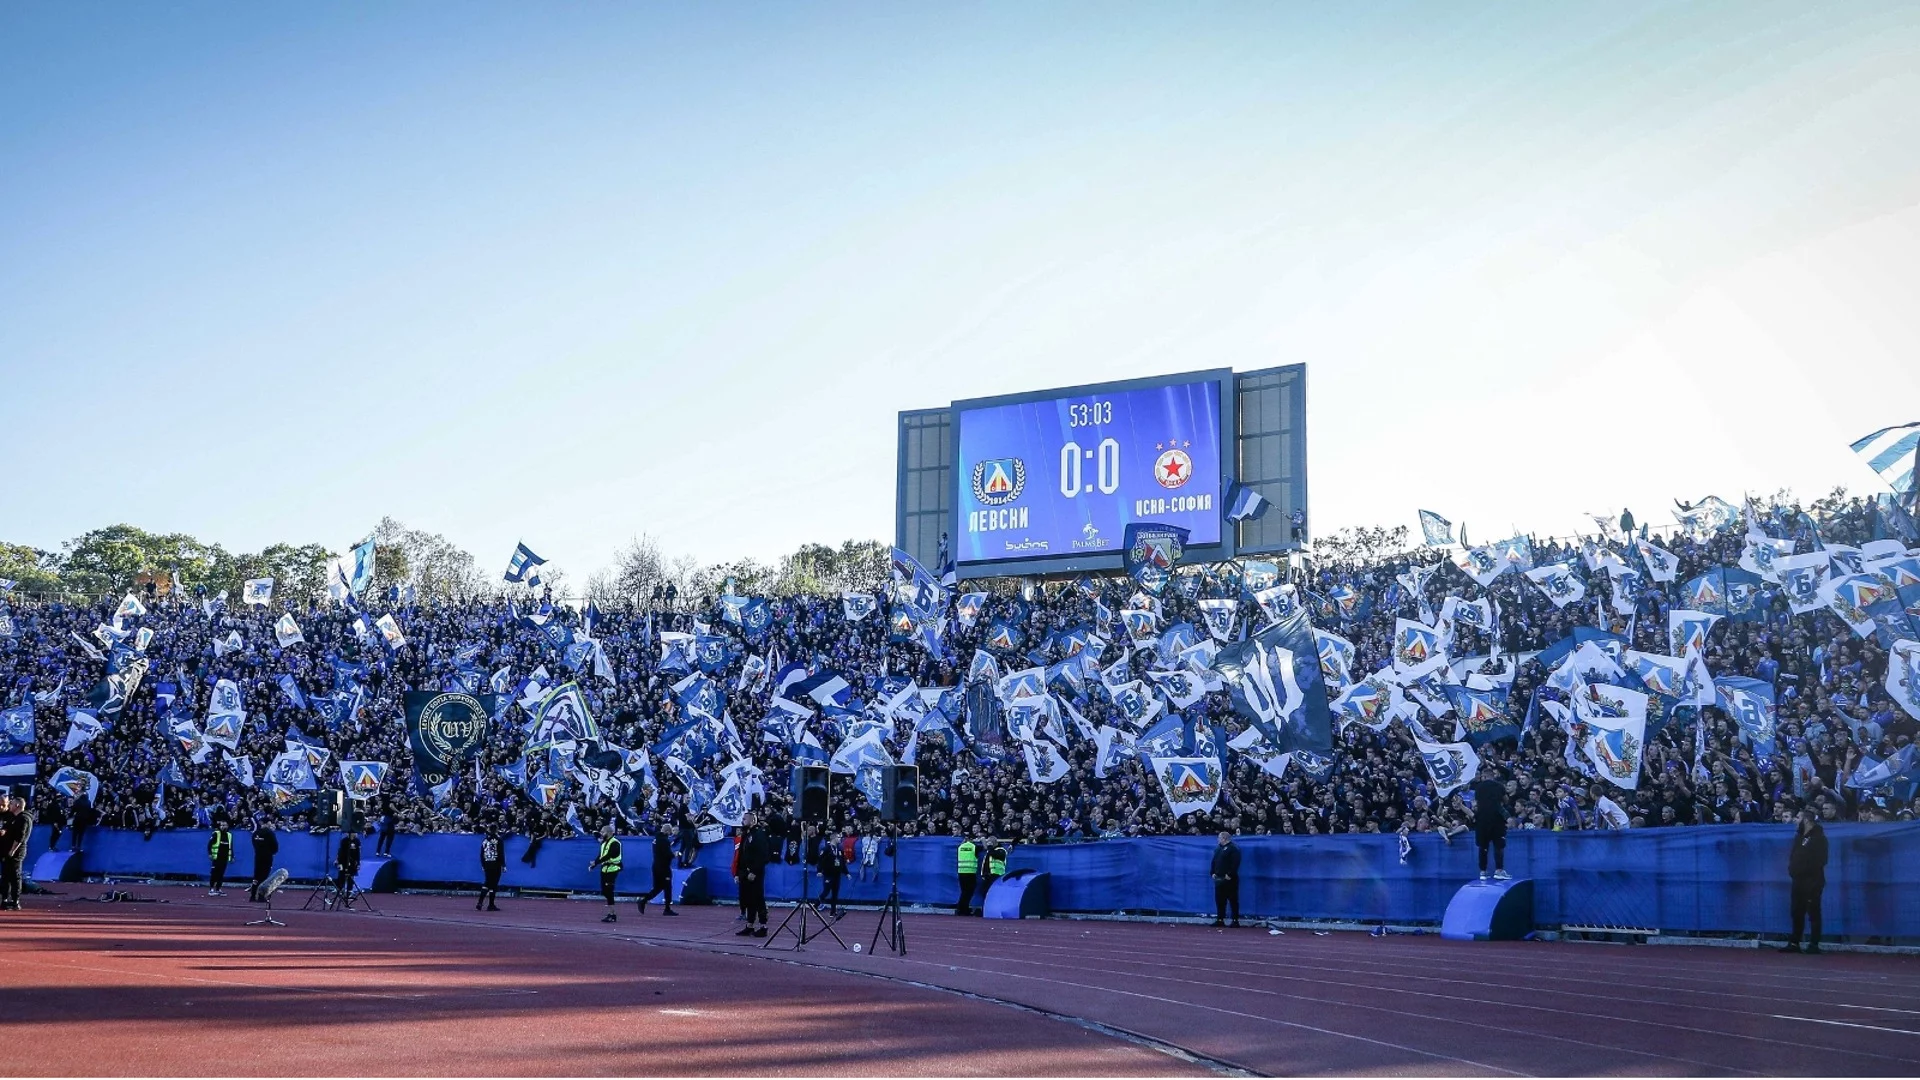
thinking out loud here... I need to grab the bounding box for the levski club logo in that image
[971,457,1026,506]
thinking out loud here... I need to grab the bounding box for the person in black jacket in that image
[1472,772,1510,881]
[247,818,279,902]
[334,832,362,901]
[637,825,677,916]
[1,794,33,910]
[815,825,846,918]
[1782,809,1829,954]
[477,827,506,911]
[1210,831,1242,928]
[736,815,772,937]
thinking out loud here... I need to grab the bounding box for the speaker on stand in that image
[870,765,917,957]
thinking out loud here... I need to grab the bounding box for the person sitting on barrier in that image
[1781,808,1828,954]
[637,824,676,916]
[1210,831,1242,928]
[477,826,505,912]
[1472,769,1510,881]
[0,794,32,911]
[207,816,233,897]
[589,825,622,922]
[247,816,278,902]
[335,829,362,899]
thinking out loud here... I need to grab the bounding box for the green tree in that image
[0,541,66,595]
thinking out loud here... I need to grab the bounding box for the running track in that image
[5,888,1919,1076]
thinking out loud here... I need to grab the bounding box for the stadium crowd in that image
[3,492,1918,861]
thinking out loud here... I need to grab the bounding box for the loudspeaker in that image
[793,766,830,823]
[313,790,350,831]
[338,794,359,836]
[880,764,919,823]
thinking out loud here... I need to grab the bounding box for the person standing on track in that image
[637,824,677,916]
[1472,769,1510,881]
[1210,831,1241,928]
[955,835,979,916]
[247,817,278,902]
[736,815,771,937]
[1781,808,1828,954]
[589,825,622,922]
[477,826,505,911]
[0,794,31,910]
[976,838,1008,915]
[816,826,846,918]
[206,817,233,896]
[335,830,362,899]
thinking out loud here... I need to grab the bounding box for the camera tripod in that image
[868,827,906,957]
[764,861,846,951]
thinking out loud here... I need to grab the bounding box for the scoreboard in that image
[898,365,1307,580]
[954,374,1227,563]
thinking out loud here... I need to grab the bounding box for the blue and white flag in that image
[273,613,304,648]
[1683,567,1766,621]
[0,703,33,753]
[340,760,388,798]
[1023,739,1070,784]
[1850,744,1918,790]
[954,592,988,629]
[1225,480,1271,523]
[1888,639,1920,722]
[1634,538,1679,582]
[116,593,147,621]
[1573,682,1648,790]
[241,577,274,606]
[1411,732,1479,797]
[50,766,100,802]
[1715,676,1777,756]
[62,708,103,751]
[658,631,695,675]
[335,535,376,597]
[1668,609,1722,658]
[1774,551,1831,615]
[503,542,547,586]
[1524,563,1586,609]
[1851,421,1920,505]
[374,613,406,649]
[226,752,255,789]
[1458,544,1506,587]
[841,590,878,622]
[1149,756,1223,817]
[265,750,318,791]
[1444,684,1516,747]
[1392,618,1445,673]
[1418,510,1454,547]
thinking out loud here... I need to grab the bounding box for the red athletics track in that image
[6,888,1920,1077]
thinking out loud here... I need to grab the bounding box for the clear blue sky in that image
[5,1,1918,580]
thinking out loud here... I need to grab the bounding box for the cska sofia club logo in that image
[971,457,1026,505]
[1154,443,1192,489]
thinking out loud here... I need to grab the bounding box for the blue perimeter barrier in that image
[25,822,1920,938]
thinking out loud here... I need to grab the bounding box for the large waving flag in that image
[1417,510,1454,547]
[1774,551,1832,615]
[503,542,547,586]
[242,577,275,606]
[1634,538,1679,582]
[1573,683,1648,790]
[1851,422,1920,506]
[62,709,103,751]
[49,766,100,802]
[1524,563,1586,609]
[0,703,34,752]
[274,613,304,648]
[1889,640,1920,722]
[340,760,389,798]
[1715,676,1777,756]
[1411,733,1479,797]
[1149,756,1223,817]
